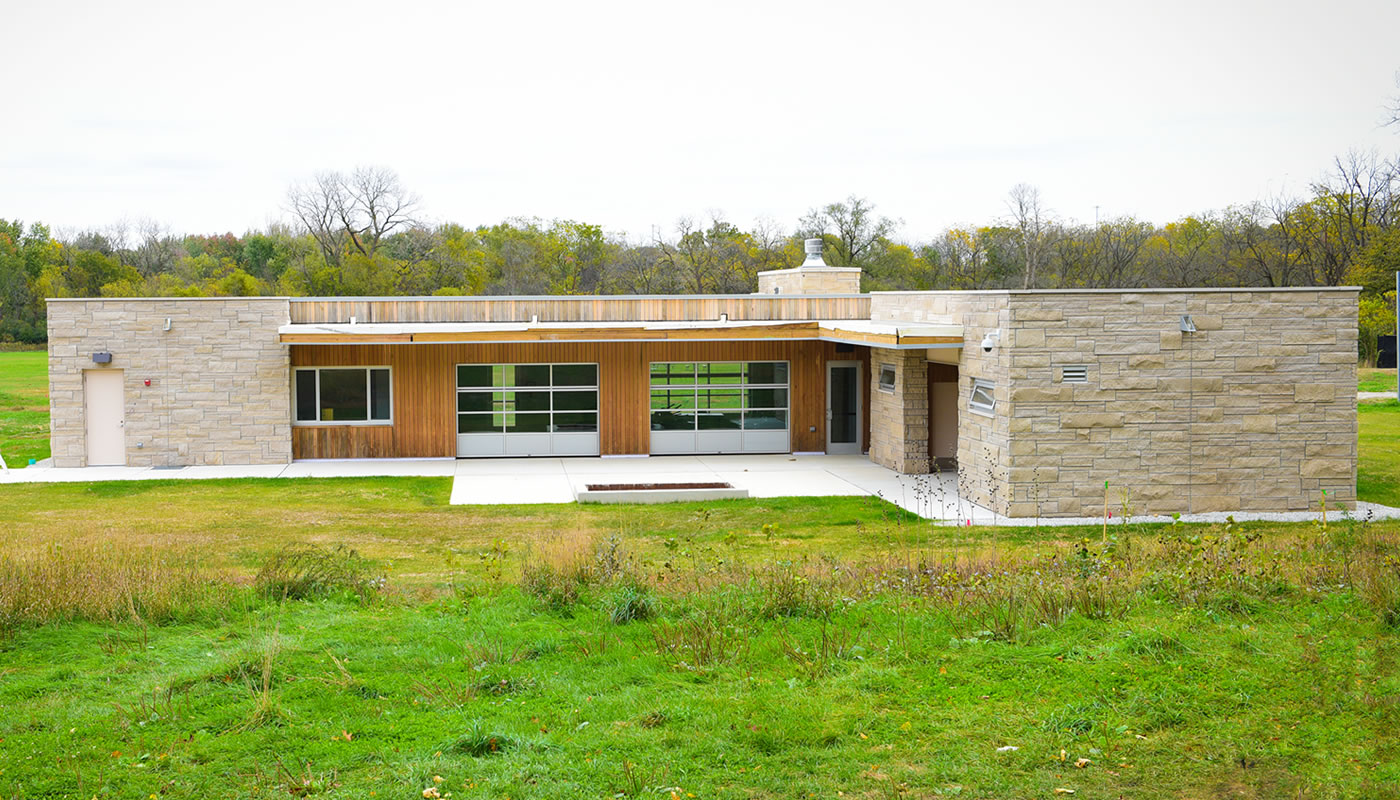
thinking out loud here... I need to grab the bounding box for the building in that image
[46,241,1359,517]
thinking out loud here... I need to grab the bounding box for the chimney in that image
[755,236,862,295]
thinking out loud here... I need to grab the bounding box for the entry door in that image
[826,361,861,455]
[84,369,126,466]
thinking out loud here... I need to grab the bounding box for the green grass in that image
[1359,400,1400,507]
[0,350,48,466]
[0,488,1395,798]
[1360,367,1398,393]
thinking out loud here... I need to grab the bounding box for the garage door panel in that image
[457,363,600,458]
[649,361,790,455]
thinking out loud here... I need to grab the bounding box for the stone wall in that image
[48,298,293,467]
[1001,289,1358,516]
[868,349,929,473]
[869,292,1013,513]
[757,267,863,295]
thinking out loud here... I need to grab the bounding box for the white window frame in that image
[647,361,790,433]
[877,364,896,393]
[968,378,996,416]
[455,363,599,435]
[293,366,393,426]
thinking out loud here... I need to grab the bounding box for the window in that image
[649,362,789,432]
[294,367,391,424]
[1060,365,1088,383]
[969,379,996,416]
[878,364,896,392]
[456,363,599,434]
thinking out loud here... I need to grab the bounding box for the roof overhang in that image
[278,319,962,350]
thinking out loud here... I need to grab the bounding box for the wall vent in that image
[1061,365,1088,383]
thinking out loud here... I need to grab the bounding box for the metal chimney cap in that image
[801,238,826,267]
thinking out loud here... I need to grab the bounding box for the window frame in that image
[455,363,600,435]
[293,366,393,426]
[648,361,790,433]
[877,364,896,393]
[968,378,996,417]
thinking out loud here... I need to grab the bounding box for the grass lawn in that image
[1360,367,1398,393]
[0,350,48,466]
[1359,400,1400,507]
[0,480,1398,798]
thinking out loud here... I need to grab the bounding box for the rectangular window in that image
[294,367,392,424]
[878,364,896,392]
[649,362,789,432]
[1060,365,1088,383]
[969,379,996,416]
[456,363,599,434]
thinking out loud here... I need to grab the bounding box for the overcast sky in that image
[3,0,1398,242]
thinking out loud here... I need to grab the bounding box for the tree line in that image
[2,155,1397,361]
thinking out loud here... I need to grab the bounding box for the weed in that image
[448,720,523,757]
[777,618,862,680]
[616,760,670,797]
[609,580,658,625]
[650,605,749,670]
[255,544,383,602]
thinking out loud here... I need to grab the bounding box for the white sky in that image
[2,0,1398,243]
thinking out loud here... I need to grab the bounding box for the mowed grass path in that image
[0,350,48,466]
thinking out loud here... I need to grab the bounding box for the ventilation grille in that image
[1061,365,1088,383]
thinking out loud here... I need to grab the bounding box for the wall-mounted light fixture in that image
[91,352,113,364]
[1179,315,1197,333]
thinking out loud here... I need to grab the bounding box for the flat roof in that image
[278,319,963,349]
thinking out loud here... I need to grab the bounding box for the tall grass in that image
[0,543,237,635]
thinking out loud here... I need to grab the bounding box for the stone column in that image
[868,350,930,473]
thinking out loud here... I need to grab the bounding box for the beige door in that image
[84,369,126,466]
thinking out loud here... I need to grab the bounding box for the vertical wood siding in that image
[288,296,871,324]
[290,341,869,459]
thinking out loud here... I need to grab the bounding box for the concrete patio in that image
[4,454,1396,525]
[0,453,988,521]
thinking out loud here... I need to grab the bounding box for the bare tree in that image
[287,166,420,266]
[801,196,898,267]
[1006,184,1056,289]
[127,218,182,276]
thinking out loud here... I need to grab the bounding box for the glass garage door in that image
[456,363,599,457]
[649,361,789,455]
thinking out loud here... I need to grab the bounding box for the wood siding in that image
[289,296,871,324]
[290,342,869,459]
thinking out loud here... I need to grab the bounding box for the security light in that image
[1180,315,1196,333]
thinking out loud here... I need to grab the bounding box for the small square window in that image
[878,364,896,392]
[969,379,996,415]
[1061,365,1088,383]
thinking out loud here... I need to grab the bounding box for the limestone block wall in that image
[757,267,863,295]
[1001,289,1358,517]
[48,298,293,468]
[868,349,930,473]
[869,292,1013,513]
